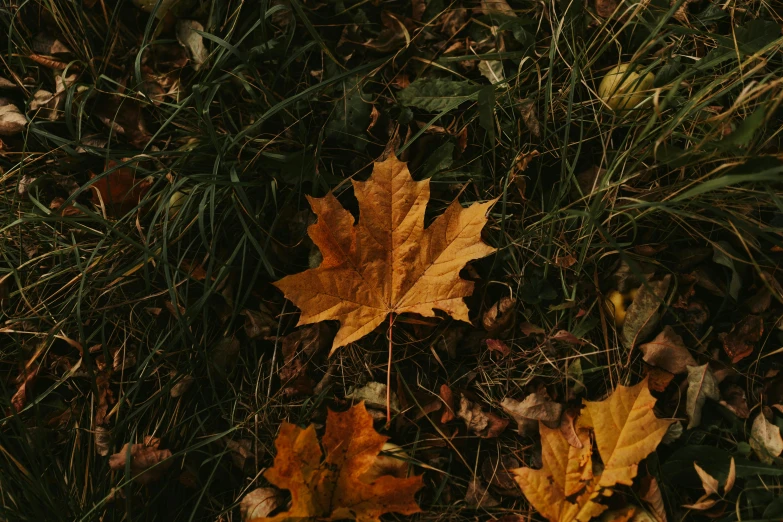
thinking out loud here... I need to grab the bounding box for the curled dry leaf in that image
[482,296,516,335]
[346,382,400,413]
[750,413,783,465]
[683,495,718,511]
[513,378,673,521]
[481,0,516,16]
[0,99,27,136]
[94,426,111,457]
[638,326,696,374]
[693,463,719,496]
[719,314,763,363]
[595,0,618,18]
[559,407,583,449]
[108,436,173,485]
[458,394,509,438]
[11,365,39,412]
[485,338,511,357]
[622,276,671,350]
[685,364,720,429]
[240,488,283,521]
[242,306,277,340]
[639,476,667,522]
[439,384,455,423]
[501,392,563,436]
[273,155,496,352]
[724,457,736,495]
[259,402,423,521]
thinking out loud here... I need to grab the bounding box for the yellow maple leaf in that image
[514,378,674,522]
[255,402,423,521]
[273,155,496,351]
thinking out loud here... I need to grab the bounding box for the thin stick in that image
[387,314,393,425]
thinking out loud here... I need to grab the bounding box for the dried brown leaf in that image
[108,436,173,485]
[458,395,508,438]
[639,326,696,374]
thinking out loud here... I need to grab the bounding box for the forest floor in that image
[1,0,783,521]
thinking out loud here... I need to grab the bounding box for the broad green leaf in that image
[397,78,481,111]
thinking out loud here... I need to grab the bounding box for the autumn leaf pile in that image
[3,0,783,521]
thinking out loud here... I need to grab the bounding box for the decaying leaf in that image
[485,338,511,357]
[279,324,332,396]
[750,413,783,464]
[240,488,284,521]
[440,384,456,423]
[501,392,563,436]
[273,155,496,352]
[458,394,508,438]
[481,0,516,16]
[622,276,671,349]
[719,314,763,363]
[260,402,423,521]
[465,478,500,508]
[638,326,696,374]
[685,364,720,429]
[90,160,153,217]
[639,476,667,522]
[0,99,27,136]
[346,382,400,413]
[176,20,209,71]
[483,296,516,335]
[595,0,618,18]
[514,378,673,521]
[719,384,750,419]
[109,436,173,485]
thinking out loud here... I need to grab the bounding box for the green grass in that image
[1,0,783,520]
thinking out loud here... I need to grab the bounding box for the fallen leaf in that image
[520,322,545,336]
[240,488,283,521]
[693,463,719,496]
[176,20,208,71]
[685,364,720,429]
[481,454,521,493]
[639,476,667,522]
[440,384,455,423]
[465,478,500,508]
[719,315,763,363]
[94,97,151,147]
[501,392,563,436]
[0,99,26,136]
[750,413,783,464]
[225,438,254,475]
[622,276,671,349]
[482,296,516,334]
[579,378,674,487]
[595,0,618,18]
[719,384,750,419]
[279,324,332,396]
[273,155,496,352]
[683,496,718,510]
[485,338,511,357]
[90,161,153,217]
[639,326,696,374]
[94,426,111,457]
[109,436,173,485]
[559,407,583,449]
[478,56,504,83]
[458,394,508,438]
[514,378,673,521]
[645,366,674,392]
[481,0,516,16]
[211,335,241,377]
[242,306,277,340]
[11,365,39,412]
[261,402,423,521]
[346,382,400,413]
[724,457,735,494]
[517,99,540,138]
[362,443,410,482]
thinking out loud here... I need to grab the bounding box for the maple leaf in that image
[513,378,674,522]
[258,401,423,521]
[273,155,496,351]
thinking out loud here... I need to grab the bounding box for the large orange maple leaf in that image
[256,402,424,521]
[274,155,496,351]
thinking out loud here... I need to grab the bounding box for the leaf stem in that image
[387,313,393,425]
